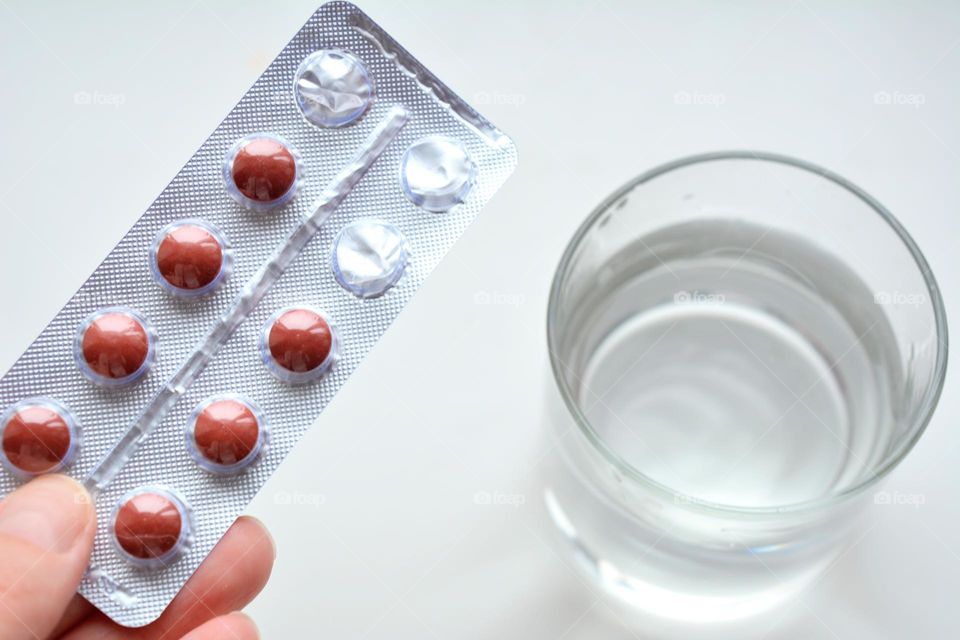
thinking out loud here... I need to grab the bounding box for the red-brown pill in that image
[1,404,73,475]
[80,312,151,382]
[231,138,297,203]
[155,224,224,291]
[193,399,260,467]
[114,491,184,561]
[268,309,333,373]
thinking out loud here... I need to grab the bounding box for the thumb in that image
[0,475,96,640]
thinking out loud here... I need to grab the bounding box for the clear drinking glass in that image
[542,151,948,623]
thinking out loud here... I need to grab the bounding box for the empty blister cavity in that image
[400,136,476,212]
[186,395,267,475]
[261,307,339,384]
[75,308,156,387]
[112,486,193,569]
[223,134,302,212]
[0,398,79,477]
[332,220,409,298]
[150,220,232,298]
[294,49,373,128]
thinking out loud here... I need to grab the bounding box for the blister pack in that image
[0,1,516,627]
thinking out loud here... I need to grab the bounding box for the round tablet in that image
[113,488,190,566]
[261,308,338,384]
[0,400,78,476]
[332,220,409,298]
[400,136,476,212]
[188,396,265,474]
[224,134,300,212]
[76,309,155,386]
[294,49,373,128]
[152,220,231,297]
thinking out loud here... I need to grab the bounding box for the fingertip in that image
[227,611,261,638]
[0,474,96,639]
[221,516,276,601]
[0,473,95,553]
[21,474,95,524]
[181,611,260,640]
[7,473,92,507]
[236,515,276,560]
[43,473,95,516]
[97,515,276,638]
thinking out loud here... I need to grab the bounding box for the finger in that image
[0,475,95,640]
[180,612,259,640]
[63,515,274,639]
[48,593,94,638]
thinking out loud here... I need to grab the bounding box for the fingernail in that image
[0,475,94,553]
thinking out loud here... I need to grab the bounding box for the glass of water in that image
[542,151,947,623]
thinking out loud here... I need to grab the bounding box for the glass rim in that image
[547,150,949,517]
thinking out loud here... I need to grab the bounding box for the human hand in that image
[0,475,274,639]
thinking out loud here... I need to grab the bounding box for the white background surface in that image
[1,1,958,637]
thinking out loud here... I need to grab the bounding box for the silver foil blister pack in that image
[0,1,516,627]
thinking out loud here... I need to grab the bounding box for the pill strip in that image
[0,2,517,626]
[85,107,409,492]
